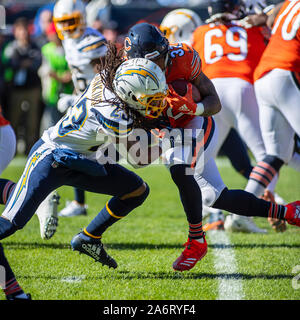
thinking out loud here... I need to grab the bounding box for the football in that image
[169,79,202,102]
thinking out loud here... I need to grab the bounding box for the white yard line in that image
[208,230,244,300]
[61,275,86,283]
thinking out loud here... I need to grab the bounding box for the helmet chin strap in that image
[164,51,171,69]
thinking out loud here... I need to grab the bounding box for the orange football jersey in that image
[254,0,300,81]
[164,42,202,128]
[165,42,202,82]
[192,23,266,84]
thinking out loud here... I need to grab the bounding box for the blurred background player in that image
[0,105,30,300]
[38,22,73,135]
[0,106,16,177]
[160,8,203,45]
[52,0,108,219]
[248,0,300,206]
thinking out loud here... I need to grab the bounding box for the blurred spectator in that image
[92,19,123,49]
[38,22,73,135]
[34,9,53,49]
[101,20,119,42]
[3,17,42,155]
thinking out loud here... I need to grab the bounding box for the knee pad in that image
[201,184,225,207]
[123,182,150,208]
[0,217,18,240]
[108,183,150,217]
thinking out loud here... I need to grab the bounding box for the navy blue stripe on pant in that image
[2,139,144,229]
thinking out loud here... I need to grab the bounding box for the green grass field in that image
[0,156,300,300]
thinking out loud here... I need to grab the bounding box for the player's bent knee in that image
[121,182,150,207]
[121,182,149,200]
[202,185,226,208]
[0,217,19,240]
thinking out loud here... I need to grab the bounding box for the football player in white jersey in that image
[54,0,108,219]
[159,8,203,45]
[0,0,108,239]
[0,57,166,269]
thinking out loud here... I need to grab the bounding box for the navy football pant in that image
[1,139,144,234]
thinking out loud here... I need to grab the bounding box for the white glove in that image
[57,94,77,113]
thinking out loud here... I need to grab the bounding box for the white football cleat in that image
[36,191,60,240]
[224,214,267,234]
[58,200,87,217]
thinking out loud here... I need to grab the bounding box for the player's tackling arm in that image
[192,71,222,117]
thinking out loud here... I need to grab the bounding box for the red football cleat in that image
[173,237,207,272]
[285,201,300,227]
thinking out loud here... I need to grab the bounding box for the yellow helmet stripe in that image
[116,68,159,87]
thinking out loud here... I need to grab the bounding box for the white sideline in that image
[208,230,244,300]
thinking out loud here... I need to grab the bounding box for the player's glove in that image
[57,94,77,113]
[166,83,204,115]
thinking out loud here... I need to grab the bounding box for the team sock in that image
[84,201,125,237]
[3,278,25,298]
[188,222,204,240]
[268,202,287,220]
[85,184,149,238]
[0,244,25,298]
[245,157,283,197]
[0,179,16,205]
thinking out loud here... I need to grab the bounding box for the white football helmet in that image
[160,8,202,45]
[113,58,169,119]
[53,0,86,40]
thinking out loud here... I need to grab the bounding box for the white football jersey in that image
[42,74,133,156]
[63,27,107,94]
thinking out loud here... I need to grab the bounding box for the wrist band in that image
[195,102,204,115]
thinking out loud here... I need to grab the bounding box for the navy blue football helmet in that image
[124,23,170,64]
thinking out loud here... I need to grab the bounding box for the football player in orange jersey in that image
[121,23,300,272]
[124,22,222,270]
[159,7,270,232]
[247,0,300,202]
[192,0,280,233]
